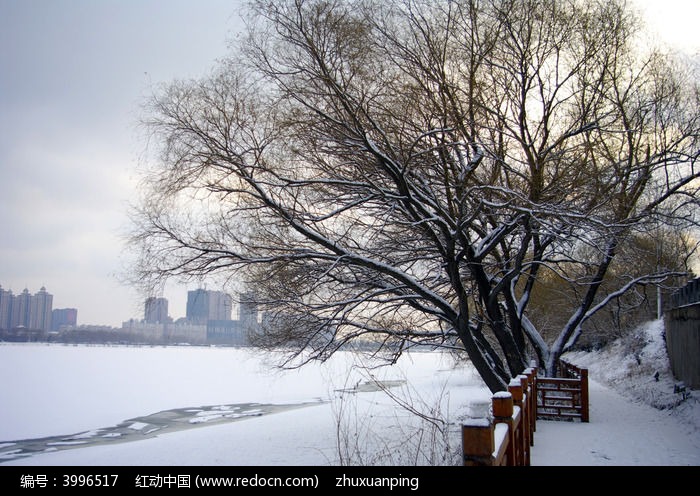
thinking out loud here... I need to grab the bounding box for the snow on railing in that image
[462,368,537,466]
[462,362,589,466]
[537,361,590,423]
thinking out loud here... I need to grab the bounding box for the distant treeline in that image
[0,328,188,346]
[0,328,410,352]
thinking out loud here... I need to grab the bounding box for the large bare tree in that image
[130,0,699,392]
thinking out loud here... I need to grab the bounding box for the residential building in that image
[145,297,169,324]
[11,289,32,328]
[0,285,12,329]
[52,308,78,331]
[186,289,232,324]
[0,286,54,331]
[30,286,53,332]
[239,292,258,332]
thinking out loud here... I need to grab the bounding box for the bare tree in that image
[130,0,699,392]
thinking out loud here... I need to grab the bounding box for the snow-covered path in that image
[531,379,700,466]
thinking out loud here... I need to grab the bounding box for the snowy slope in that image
[564,319,700,434]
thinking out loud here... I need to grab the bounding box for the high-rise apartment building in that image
[186,289,232,324]
[210,291,232,321]
[0,286,53,331]
[12,289,32,328]
[29,286,53,332]
[239,292,258,331]
[0,285,12,329]
[186,289,209,324]
[52,308,78,331]
[145,297,169,324]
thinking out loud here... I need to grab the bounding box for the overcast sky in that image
[1,0,698,327]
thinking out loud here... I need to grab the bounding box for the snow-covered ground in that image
[543,319,700,465]
[0,319,698,466]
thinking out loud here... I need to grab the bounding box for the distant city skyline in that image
[0,284,260,348]
[0,282,255,330]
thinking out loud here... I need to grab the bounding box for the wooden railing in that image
[537,361,589,423]
[462,367,537,466]
[462,361,589,466]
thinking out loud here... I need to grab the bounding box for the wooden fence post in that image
[509,379,527,466]
[525,367,537,440]
[580,368,589,423]
[530,362,538,436]
[518,374,532,465]
[492,391,515,465]
[518,373,532,460]
[462,419,495,466]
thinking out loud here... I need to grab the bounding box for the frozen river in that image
[0,343,476,465]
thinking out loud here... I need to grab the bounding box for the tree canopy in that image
[131,0,699,392]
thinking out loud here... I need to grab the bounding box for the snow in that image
[1,319,699,467]
[493,391,512,399]
[493,423,509,456]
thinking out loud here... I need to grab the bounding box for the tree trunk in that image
[455,313,509,393]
